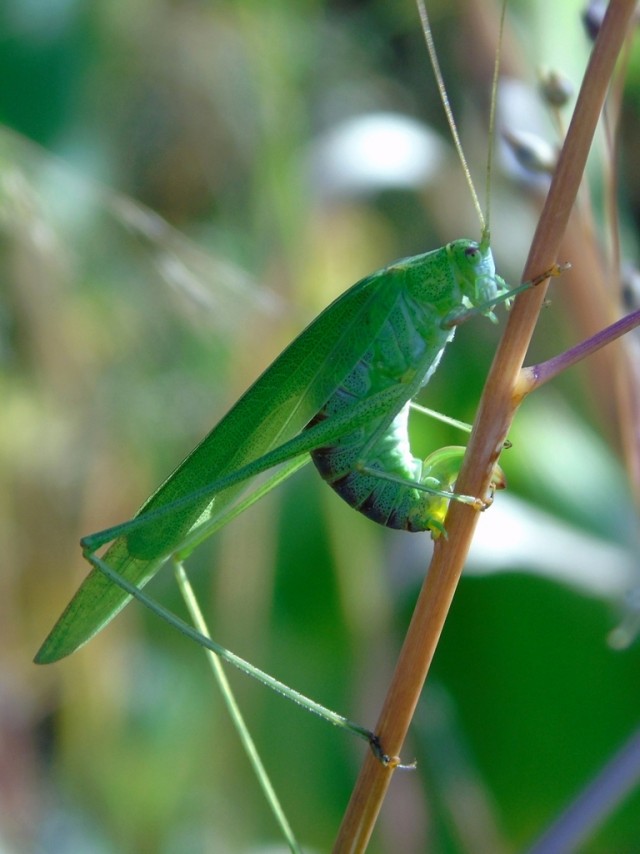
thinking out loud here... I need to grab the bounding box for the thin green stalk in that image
[173,560,302,854]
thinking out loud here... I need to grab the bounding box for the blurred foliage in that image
[2,0,640,852]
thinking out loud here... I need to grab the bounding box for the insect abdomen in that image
[308,282,453,535]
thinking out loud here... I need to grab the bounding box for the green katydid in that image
[35,0,555,716]
[35,235,538,659]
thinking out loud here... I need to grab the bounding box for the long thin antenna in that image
[485,0,509,241]
[416,0,485,233]
[416,0,509,242]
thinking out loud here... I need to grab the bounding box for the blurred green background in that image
[2,0,640,851]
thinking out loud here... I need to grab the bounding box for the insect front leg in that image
[442,262,569,330]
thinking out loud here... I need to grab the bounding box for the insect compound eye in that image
[464,245,479,259]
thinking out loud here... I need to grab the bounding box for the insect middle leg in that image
[355,444,505,536]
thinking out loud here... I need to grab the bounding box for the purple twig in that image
[525,726,640,854]
[524,307,640,392]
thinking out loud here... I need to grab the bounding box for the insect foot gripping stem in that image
[441,261,571,331]
[369,734,417,770]
[415,446,506,539]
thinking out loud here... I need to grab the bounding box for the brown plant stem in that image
[333,1,638,851]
